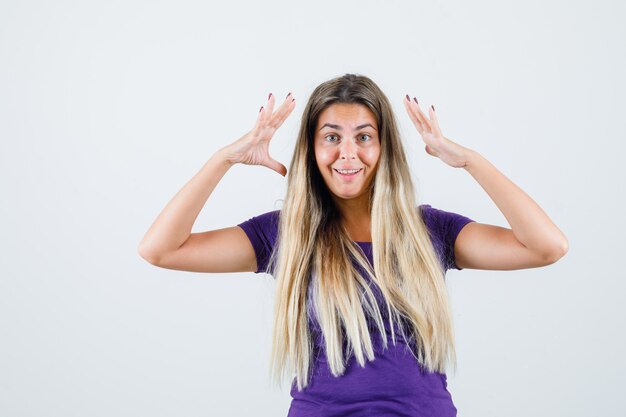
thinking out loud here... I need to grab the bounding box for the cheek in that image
[315,148,337,167]
[362,148,381,165]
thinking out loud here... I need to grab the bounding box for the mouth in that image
[333,168,363,178]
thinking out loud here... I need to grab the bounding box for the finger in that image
[403,95,422,128]
[428,105,443,137]
[408,97,428,133]
[266,92,276,118]
[264,157,288,177]
[404,94,424,133]
[272,93,296,128]
[412,97,433,134]
[257,93,274,128]
[269,93,293,126]
[254,103,266,130]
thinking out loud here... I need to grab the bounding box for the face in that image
[313,103,381,207]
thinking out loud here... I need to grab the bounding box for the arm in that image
[403,95,568,270]
[137,149,257,272]
[455,150,569,270]
[138,92,295,272]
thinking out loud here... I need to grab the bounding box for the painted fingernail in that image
[259,106,263,112]
[292,98,295,102]
[268,93,272,100]
[286,92,292,99]
[431,105,435,111]
[405,94,410,101]
[413,97,418,105]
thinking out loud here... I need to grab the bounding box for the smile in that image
[333,168,363,177]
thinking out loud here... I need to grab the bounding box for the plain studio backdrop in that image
[1,0,624,416]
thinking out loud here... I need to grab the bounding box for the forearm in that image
[138,147,235,260]
[463,150,569,257]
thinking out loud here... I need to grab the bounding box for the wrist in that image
[212,147,237,169]
[211,146,236,168]
[463,149,483,172]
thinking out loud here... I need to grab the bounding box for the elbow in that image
[543,238,569,265]
[137,241,161,266]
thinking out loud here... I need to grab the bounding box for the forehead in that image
[316,103,378,130]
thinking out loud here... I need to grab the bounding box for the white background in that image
[1,0,624,416]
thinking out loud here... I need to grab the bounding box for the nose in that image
[339,138,356,160]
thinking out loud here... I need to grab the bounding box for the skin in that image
[139,91,568,274]
[314,103,380,240]
[402,95,569,268]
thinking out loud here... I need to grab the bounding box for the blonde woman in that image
[138,74,568,416]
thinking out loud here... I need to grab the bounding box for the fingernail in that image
[413,97,418,105]
[268,93,272,100]
[292,98,295,102]
[431,105,435,111]
[259,106,263,112]
[405,94,410,101]
[286,92,292,99]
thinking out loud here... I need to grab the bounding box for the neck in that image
[333,194,372,242]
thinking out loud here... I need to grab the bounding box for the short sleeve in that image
[419,204,475,271]
[237,210,280,274]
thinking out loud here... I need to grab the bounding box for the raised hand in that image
[403,95,471,168]
[223,92,296,176]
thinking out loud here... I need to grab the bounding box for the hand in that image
[222,92,296,176]
[403,95,471,168]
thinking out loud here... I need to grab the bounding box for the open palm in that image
[403,95,470,168]
[225,92,296,176]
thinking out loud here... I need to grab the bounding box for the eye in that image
[325,134,339,143]
[359,134,372,142]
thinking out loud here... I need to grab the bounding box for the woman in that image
[138,74,568,416]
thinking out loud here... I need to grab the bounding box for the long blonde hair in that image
[268,73,456,391]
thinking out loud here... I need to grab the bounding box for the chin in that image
[331,190,365,200]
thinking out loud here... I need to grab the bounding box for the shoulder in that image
[418,203,434,219]
[418,203,442,233]
[244,209,281,224]
[418,203,474,229]
[237,209,282,247]
[238,209,281,224]
[418,203,451,220]
[237,210,281,239]
[417,203,476,271]
[236,210,281,274]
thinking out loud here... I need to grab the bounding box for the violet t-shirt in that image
[238,204,475,417]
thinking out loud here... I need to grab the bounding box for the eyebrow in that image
[319,123,377,131]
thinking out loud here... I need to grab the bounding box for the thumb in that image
[264,158,288,177]
[425,145,437,156]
